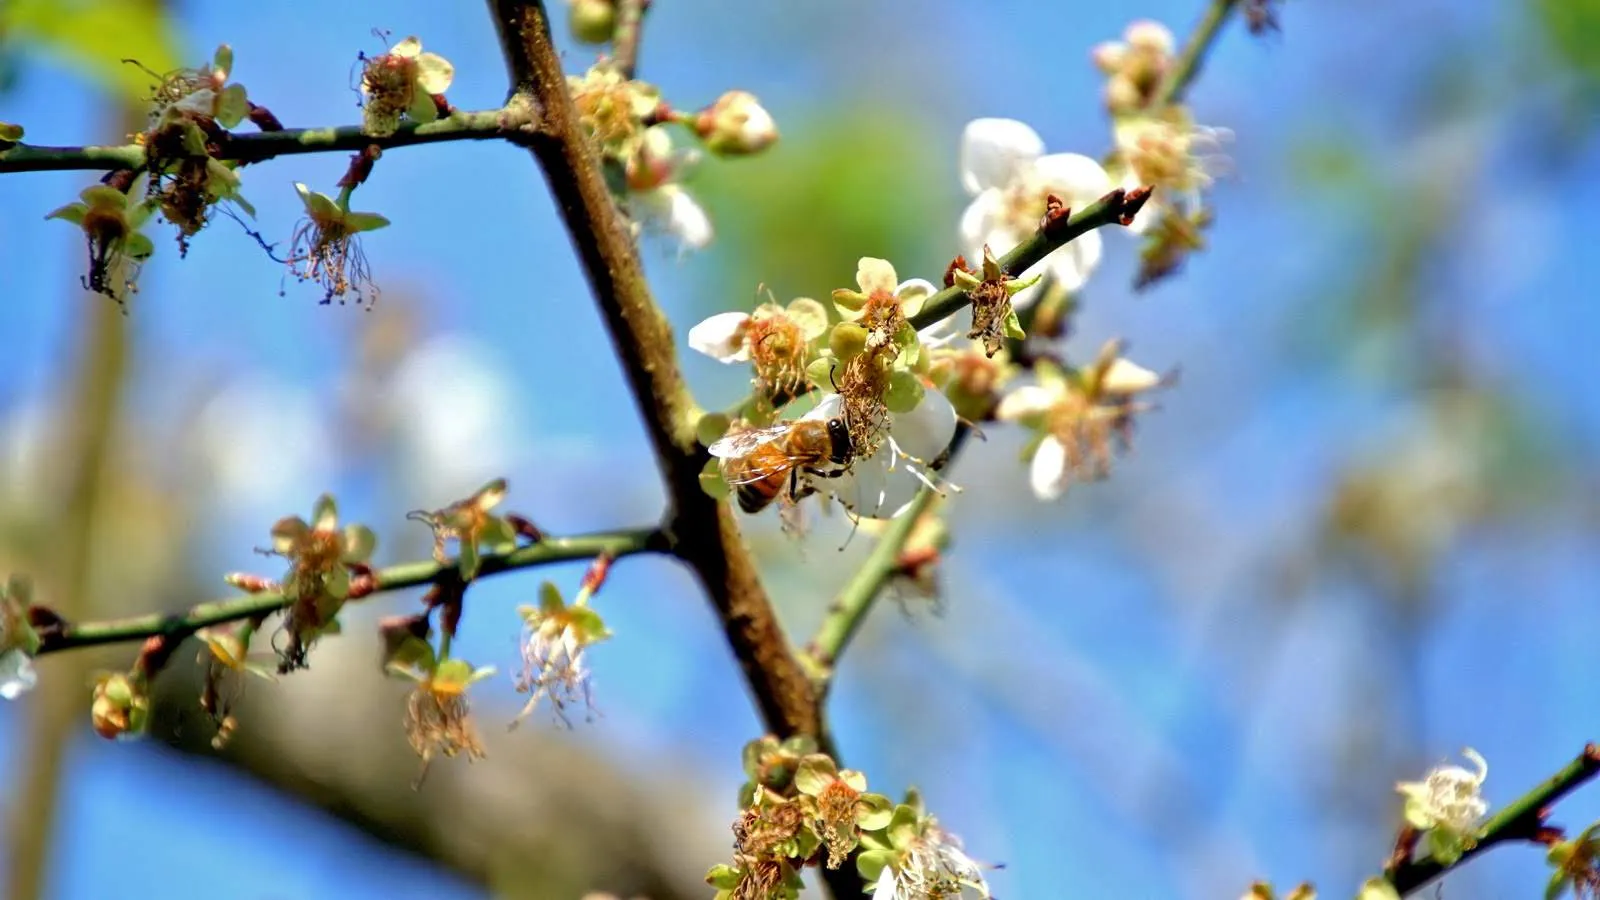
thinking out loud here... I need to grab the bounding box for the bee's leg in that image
[801,466,848,481]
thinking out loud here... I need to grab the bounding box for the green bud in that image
[884,370,925,414]
[569,0,617,44]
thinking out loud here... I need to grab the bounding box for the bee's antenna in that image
[828,361,842,394]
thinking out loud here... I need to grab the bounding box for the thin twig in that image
[1152,0,1242,108]
[35,527,664,654]
[0,107,539,174]
[909,188,1148,331]
[804,426,973,684]
[610,0,652,79]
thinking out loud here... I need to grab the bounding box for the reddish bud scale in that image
[346,562,378,599]
[1043,193,1069,225]
[1120,186,1154,225]
[581,552,614,596]
[506,514,545,543]
[337,144,382,189]
[895,546,940,577]
[134,635,178,678]
[247,102,284,132]
[943,255,971,288]
[102,170,137,193]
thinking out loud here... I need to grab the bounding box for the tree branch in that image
[1388,743,1600,895]
[611,0,652,79]
[909,188,1147,331]
[485,0,822,739]
[35,527,664,654]
[1153,0,1241,107]
[0,107,538,174]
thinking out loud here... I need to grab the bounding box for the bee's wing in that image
[708,424,790,459]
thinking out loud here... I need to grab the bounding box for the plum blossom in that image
[959,118,1113,305]
[1107,108,1228,233]
[688,296,829,402]
[360,36,454,137]
[625,126,712,251]
[998,341,1165,501]
[1397,748,1489,867]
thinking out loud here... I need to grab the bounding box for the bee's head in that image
[825,417,852,464]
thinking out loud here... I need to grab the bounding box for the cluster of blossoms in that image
[566,61,778,252]
[1395,748,1491,865]
[691,257,961,522]
[707,736,989,900]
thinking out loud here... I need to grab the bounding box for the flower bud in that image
[568,0,617,44]
[695,91,778,156]
[91,672,149,741]
[1126,20,1175,55]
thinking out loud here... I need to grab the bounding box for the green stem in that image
[1152,0,1242,108]
[0,107,538,174]
[35,527,663,654]
[803,487,939,682]
[803,425,972,684]
[611,0,652,79]
[908,190,1144,332]
[1388,744,1600,895]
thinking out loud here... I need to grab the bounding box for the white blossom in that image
[1397,748,1489,836]
[0,648,36,700]
[958,118,1112,305]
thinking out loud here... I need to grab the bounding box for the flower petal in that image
[406,88,440,123]
[855,257,898,295]
[414,52,455,95]
[390,37,423,59]
[687,311,752,363]
[958,191,1005,253]
[663,186,713,249]
[0,650,37,700]
[996,384,1056,421]
[1031,152,1113,205]
[960,118,1044,195]
[1029,435,1069,501]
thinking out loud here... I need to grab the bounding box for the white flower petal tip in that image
[1029,435,1069,501]
[0,649,38,700]
[687,311,751,362]
[960,118,1045,195]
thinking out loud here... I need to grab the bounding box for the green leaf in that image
[0,121,23,143]
[538,580,564,614]
[566,606,611,642]
[856,848,894,883]
[705,865,741,889]
[1546,868,1572,900]
[44,202,87,225]
[457,540,481,581]
[121,231,155,260]
[216,83,249,129]
[343,211,391,233]
[856,793,893,830]
[1003,307,1026,340]
[386,635,436,676]
[478,516,517,553]
[885,804,919,849]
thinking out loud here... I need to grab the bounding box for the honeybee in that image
[709,415,854,514]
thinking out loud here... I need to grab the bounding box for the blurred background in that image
[1,0,1598,897]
